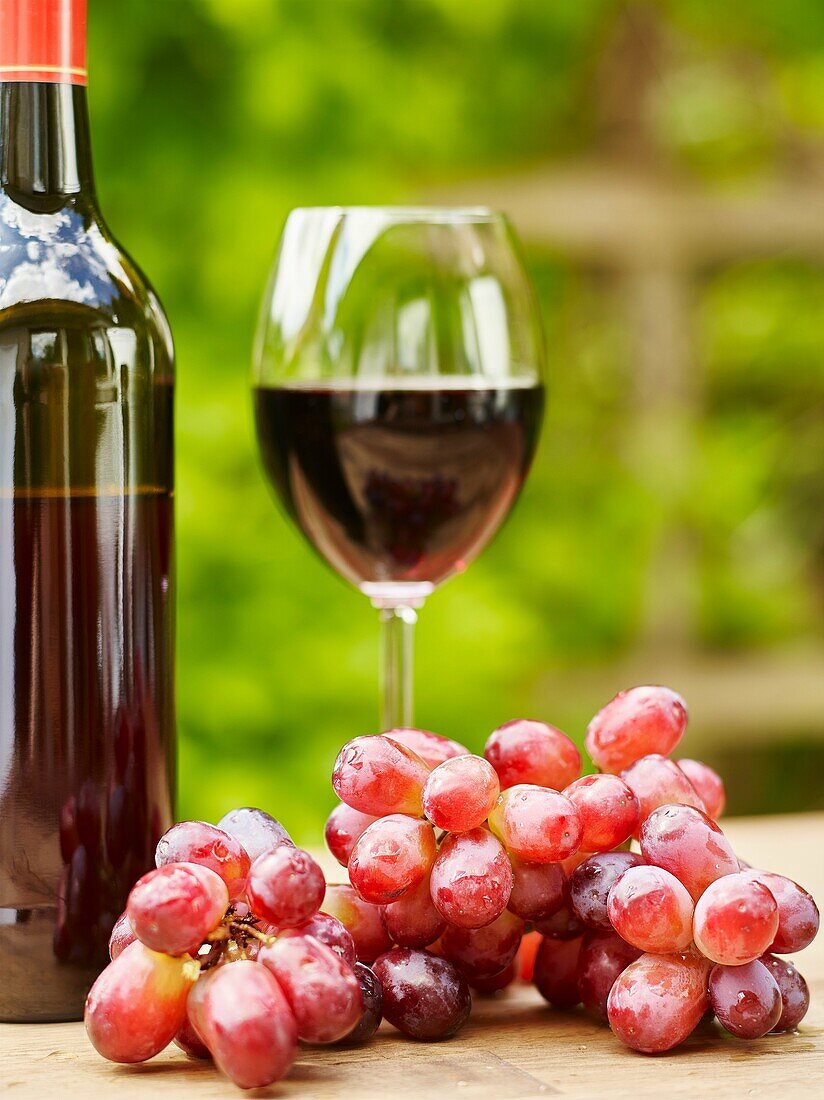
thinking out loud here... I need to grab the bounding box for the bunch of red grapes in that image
[327,687,818,1053]
[84,685,819,1091]
[85,808,381,1089]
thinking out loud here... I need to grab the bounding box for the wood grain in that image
[2,814,822,1099]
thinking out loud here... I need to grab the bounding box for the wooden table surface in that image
[1,813,822,1099]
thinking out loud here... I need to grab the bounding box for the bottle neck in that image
[1,81,95,205]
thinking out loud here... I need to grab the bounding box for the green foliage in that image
[84,1,824,836]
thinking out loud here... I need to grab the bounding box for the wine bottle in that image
[0,0,175,1021]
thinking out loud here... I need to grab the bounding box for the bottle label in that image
[0,0,87,85]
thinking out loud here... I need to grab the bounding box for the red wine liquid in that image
[254,381,544,590]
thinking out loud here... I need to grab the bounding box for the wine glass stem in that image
[379,604,418,731]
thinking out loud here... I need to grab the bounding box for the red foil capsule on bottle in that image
[0,0,87,85]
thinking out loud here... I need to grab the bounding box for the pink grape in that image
[563,774,639,851]
[469,961,517,994]
[258,933,363,1044]
[348,814,436,905]
[621,754,705,829]
[174,1007,211,1059]
[488,784,582,863]
[607,865,695,953]
[187,960,297,1088]
[429,827,513,929]
[484,718,581,791]
[568,851,643,930]
[640,804,739,900]
[507,856,566,922]
[332,735,430,816]
[760,954,810,1032]
[742,870,820,954]
[709,960,782,1038]
[586,685,688,774]
[533,934,583,1008]
[607,952,710,1053]
[372,948,471,1040]
[247,847,325,930]
[322,883,393,963]
[693,873,779,965]
[343,963,383,1043]
[677,758,726,819]
[216,807,293,861]
[381,874,446,948]
[324,803,378,867]
[577,931,642,1021]
[109,910,136,960]
[385,727,470,768]
[422,754,500,833]
[84,941,197,1063]
[127,863,228,957]
[155,820,250,899]
[441,910,524,979]
[295,913,357,968]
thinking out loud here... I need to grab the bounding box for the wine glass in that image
[253,207,545,731]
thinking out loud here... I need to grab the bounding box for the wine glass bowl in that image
[253,207,545,726]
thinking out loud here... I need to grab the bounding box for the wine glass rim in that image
[288,205,506,224]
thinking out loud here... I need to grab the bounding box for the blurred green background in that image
[87,0,824,838]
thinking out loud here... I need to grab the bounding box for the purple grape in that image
[372,948,471,1040]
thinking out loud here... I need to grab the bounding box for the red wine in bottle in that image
[0,0,175,1021]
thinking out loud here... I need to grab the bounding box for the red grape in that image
[577,931,642,1021]
[174,1007,211,1059]
[742,870,820,954]
[258,933,363,1044]
[422,754,500,833]
[343,962,383,1043]
[534,902,586,940]
[127,863,228,957]
[607,952,710,1053]
[760,953,810,1032]
[709,959,782,1038]
[488,785,582,863]
[372,948,471,1040]
[677,758,726,819]
[109,910,136,960]
[155,820,250,899]
[332,735,430,816]
[84,941,197,1063]
[607,865,695,953]
[517,930,542,981]
[533,934,583,1008]
[187,960,297,1088]
[507,856,566,922]
[322,883,393,963]
[693,873,779,965]
[563,774,639,851]
[568,851,643,930]
[216,806,293,861]
[381,874,446,948]
[586,685,688,774]
[246,847,325,930]
[640,804,739,901]
[441,910,524,979]
[469,961,517,994]
[484,718,581,791]
[385,727,470,768]
[348,814,436,905]
[295,912,357,968]
[324,802,378,867]
[430,827,513,928]
[621,754,705,829]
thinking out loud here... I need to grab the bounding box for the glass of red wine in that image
[253,207,545,730]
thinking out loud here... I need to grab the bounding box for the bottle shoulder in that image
[0,192,174,368]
